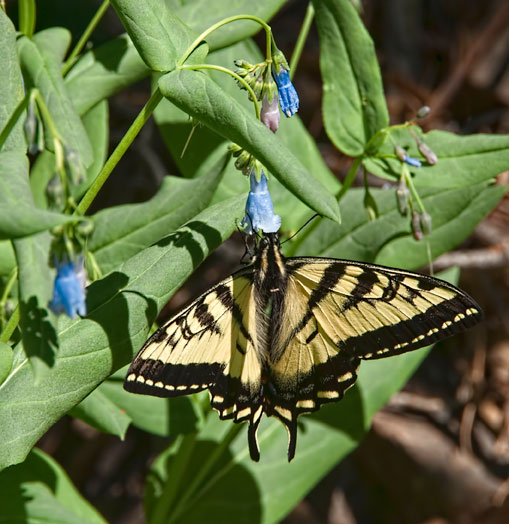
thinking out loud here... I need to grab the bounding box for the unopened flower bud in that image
[64,146,85,185]
[261,94,280,132]
[46,174,64,209]
[396,179,410,215]
[418,142,438,165]
[419,211,432,235]
[411,210,423,241]
[416,106,431,118]
[394,145,407,162]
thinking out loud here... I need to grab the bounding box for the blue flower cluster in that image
[241,170,281,234]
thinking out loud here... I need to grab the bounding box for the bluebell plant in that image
[234,48,299,132]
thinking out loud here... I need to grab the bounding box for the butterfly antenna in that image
[280,214,321,245]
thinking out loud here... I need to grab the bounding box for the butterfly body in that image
[125,233,482,461]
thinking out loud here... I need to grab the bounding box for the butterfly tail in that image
[247,405,263,462]
[286,420,298,462]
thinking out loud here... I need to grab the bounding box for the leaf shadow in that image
[309,384,367,443]
[20,295,59,370]
[148,440,262,523]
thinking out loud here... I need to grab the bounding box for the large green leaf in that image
[313,0,389,156]
[159,69,341,223]
[0,195,244,470]
[65,34,149,115]
[363,128,509,187]
[155,39,340,232]
[96,365,199,437]
[69,386,131,438]
[17,33,93,168]
[0,151,76,239]
[12,233,57,380]
[294,183,506,268]
[90,154,228,274]
[170,0,286,51]
[0,9,25,154]
[0,448,106,523]
[109,0,208,71]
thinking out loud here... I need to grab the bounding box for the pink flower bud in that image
[261,94,280,133]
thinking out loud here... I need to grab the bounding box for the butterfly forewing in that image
[125,269,265,445]
[284,258,482,360]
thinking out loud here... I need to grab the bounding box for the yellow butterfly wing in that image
[265,258,482,459]
[124,269,266,458]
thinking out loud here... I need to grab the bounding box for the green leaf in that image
[65,34,150,115]
[70,387,131,438]
[97,366,199,437]
[17,35,93,168]
[73,100,109,200]
[294,184,505,268]
[0,9,25,153]
[0,151,76,239]
[364,128,509,187]
[159,69,341,223]
[0,342,13,384]
[109,0,209,72]
[313,0,389,156]
[0,240,16,277]
[170,0,286,51]
[90,154,227,274]
[31,27,71,63]
[12,233,57,380]
[0,195,244,470]
[0,448,107,523]
[155,39,340,232]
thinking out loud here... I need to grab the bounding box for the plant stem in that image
[150,434,197,524]
[75,87,163,216]
[0,305,19,344]
[62,0,110,76]
[177,15,273,67]
[289,3,315,78]
[336,156,362,202]
[180,64,260,119]
[18,0,36,37]
[33,90,62,142]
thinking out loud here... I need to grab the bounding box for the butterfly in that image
[124,232,482,461]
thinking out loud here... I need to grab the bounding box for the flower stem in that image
[177,15,273,67]
[289,3,315,78]
[18,0,36,37]
[62,0,110,76]
[180,64,260,119]
[336,156,362,202]
[75,87,163,216]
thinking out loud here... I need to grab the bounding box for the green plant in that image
[0,1,507,522]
